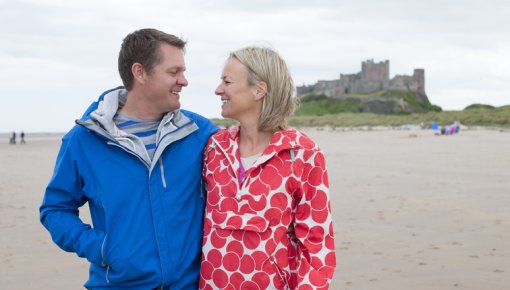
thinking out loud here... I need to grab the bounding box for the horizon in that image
[3,104,509,135]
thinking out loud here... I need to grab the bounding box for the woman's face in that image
[215,58,260,121]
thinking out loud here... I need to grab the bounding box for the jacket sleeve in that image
[293,149,336,289]
[39,136,105,265]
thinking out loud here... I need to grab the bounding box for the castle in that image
[297,59,425,98]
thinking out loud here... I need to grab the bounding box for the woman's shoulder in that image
[211,125,239,139]
[280,127,320,151]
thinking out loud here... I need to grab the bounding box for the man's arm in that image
[39,137,105,265]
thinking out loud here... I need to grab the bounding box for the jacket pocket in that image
[100,226,150,284]
[206,209,269,233]
[100,233,112,283]
[101,233,108,267]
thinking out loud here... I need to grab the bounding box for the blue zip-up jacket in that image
[40,87,218,289]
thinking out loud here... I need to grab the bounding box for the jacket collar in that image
[77,87,197,168]
[211,125,299,170]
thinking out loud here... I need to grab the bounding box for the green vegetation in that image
[287,106,510,128]
[210,118,238,128]
[294,99,362,115]
[295,90,437,115]
[428,104,443,112]
[295,93,361,115]
[299,94,329,102]
[210,101,509,128]
[464,103,495,110]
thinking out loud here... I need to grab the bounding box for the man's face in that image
[144,44,188,114]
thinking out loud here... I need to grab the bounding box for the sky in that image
[1,0,509,133]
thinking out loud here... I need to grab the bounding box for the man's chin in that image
[169,102,181,112]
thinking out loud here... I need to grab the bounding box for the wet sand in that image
[1,128,509,289]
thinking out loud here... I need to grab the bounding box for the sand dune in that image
[1,128,509,289]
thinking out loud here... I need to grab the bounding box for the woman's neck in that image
[238,122,273,157]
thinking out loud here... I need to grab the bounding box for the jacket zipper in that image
[159,159,167,188]
[106,265,110,284]
[101,234,107,267]
[101,233,110,283]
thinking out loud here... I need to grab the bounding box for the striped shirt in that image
[114,113,161,160]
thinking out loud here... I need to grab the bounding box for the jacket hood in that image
[76,86,198,169]
[79,86,125,122]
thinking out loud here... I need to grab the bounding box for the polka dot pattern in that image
[200,127,336,289]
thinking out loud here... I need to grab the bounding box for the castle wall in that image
[352,80,383,94]
[315,80,343,97]
[296,59,426,97]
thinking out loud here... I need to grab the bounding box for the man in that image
[40,28,218,289]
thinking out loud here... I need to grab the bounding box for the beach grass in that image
[212,105,510,128]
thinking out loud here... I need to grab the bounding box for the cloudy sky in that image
[1,0,509,133]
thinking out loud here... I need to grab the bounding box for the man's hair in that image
[229,46,296,132]
[118,28,186,90]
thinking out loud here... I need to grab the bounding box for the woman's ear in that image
[132,63,146,84]
[253,81,268,101]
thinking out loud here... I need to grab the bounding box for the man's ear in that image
[253,81,268,101]
[132,63,146,84]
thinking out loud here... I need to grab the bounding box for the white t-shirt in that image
[240,152,262,170]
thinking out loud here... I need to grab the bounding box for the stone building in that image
[297,59,425,98]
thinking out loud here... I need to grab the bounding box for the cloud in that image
[1,0,509,132]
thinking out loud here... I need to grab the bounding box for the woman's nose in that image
[214,84,223,95]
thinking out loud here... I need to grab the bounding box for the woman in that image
[200,46,336,289]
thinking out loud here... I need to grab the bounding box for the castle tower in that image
[413,69,425,94]
[361,59,389,81]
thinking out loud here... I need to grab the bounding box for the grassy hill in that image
[295,91,440,115]
[211,104,510,128]
[288,105,510,128]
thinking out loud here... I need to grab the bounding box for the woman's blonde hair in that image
[229,46,296,132]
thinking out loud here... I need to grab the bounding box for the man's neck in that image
[119,91,164,120]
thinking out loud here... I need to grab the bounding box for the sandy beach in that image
[1,128,509,289]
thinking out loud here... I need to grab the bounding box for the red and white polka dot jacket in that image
[200,126,336,289]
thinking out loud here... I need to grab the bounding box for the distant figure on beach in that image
[431,121,440,135]
[200,46,336,289]
[9,131,16,144]
[441,121,461,136]
[453,120,461,133]
[20,131,25,144]
[39,28,218,289]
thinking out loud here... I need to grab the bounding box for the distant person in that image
[200,46,336,289]
[20,131,26,144]
[39,28,218,289]
[454,120,461,133]
[10,131,16,144]
[431,121,440,136]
